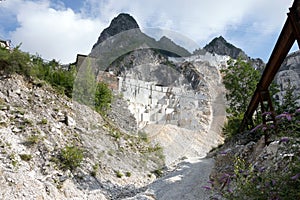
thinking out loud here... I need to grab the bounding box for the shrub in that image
[115,170,123,178]
[31,55,76,98]
[19,154,32,161]
[59,145,84,171]
[221,58,260,118]
[138,131,148,142]
[151,169,163,177]
[222,115,243,139]
[40,118,48,125]
[0,45,31,77]
[220,58,260,139]
[125,171,131,177]
[218,155,300,200]
[209,110,300,199]
[25,135,40,146]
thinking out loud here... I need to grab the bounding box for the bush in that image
[0,47,76,97]
[219,155,300,200]
[24,135,41,146]
[0,45,31,77]
[222,115,243,138]
[31,55,76,97]
[115,170,123,178]
[125,171,131,177]
[210,110,300,200]
[221,58,260,118]
[19,154,32,161]
[59,145,84,171]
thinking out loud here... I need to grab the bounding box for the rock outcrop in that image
[92,13,140,49]
[203,36,247,59]
[274,50,300,105]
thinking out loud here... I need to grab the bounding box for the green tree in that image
[0,44,31,77]
[221,58,260,136]
[31,55,75,97]
[94,82,113,114]
[221,58,260,117]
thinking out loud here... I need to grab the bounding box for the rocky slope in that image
[0,75,166,199]
[106,46,227,165]
[274,50,300,105]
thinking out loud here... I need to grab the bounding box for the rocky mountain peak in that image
[204,36,247,59]
[92,13,140,49]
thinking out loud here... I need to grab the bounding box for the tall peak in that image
[204,36,247,59]
[92,13,140,49]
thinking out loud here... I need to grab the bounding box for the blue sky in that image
[0,0,296,64]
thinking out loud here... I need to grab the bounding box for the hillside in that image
[1,11,300,200]
[0,74,167,199]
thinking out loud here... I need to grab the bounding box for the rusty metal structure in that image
[240,0,300,131]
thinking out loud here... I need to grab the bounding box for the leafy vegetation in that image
[91,164,99,177]
[94,82,113,114]
[19,154,32,161]
[208,110,300,199]
[0,45,31,77]
[31,56,76,97]
[0,45,113,115]
[24,134,41,146]
[115,170,123,178]
[214,55,300,199]
[59,145,84,171]
[220,58,260,137]
[217,154,300,200]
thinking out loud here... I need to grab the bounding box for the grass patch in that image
[19,154,32,161]
[24,134,41,146]
[115,170,123,178]
[125,171,131,177]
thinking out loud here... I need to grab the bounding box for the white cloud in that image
[83,0,294,57]
[2,0,295,63]
[6,0,102,63]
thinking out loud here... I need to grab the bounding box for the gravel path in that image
[143,157,214,200]
[127,91,226,200]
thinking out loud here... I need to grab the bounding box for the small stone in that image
[12,127,22,133]
[66,115,76,127]
[15,88,21,95]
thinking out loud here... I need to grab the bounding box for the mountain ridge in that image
[203,36,248,59]
[92,13,140,49]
